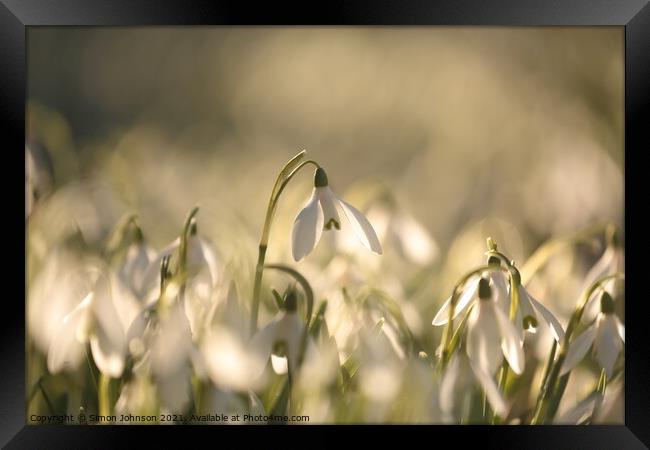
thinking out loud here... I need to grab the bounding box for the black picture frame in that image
[3,0,649,448]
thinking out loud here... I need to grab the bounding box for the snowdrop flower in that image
[582,230,624,322]
[117,232,155,299]
[28,250,88,356]
[250,289,315,376]
[440,352,507,421]
[431,257,509,327]
[466,278,525,375]
[561,291,624,377]
[291,167,382,261]
[140,220,220,306]
[47,268,141,378]
[148,299,196,414]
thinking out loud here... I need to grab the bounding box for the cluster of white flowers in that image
[26,152,624,424]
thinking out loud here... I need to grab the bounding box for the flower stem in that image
[98,373,112,419]
[249,151,319,336]
[531,273,624,424]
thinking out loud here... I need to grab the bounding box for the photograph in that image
[25,26,625,425]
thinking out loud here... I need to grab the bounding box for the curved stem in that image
[269,160,320,215]
[531,273,624,424]
[439,264,509,366]
[249,153,317,336]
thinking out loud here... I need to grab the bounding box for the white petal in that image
[46,295,93,374]
[615,316,625,343]
[273,312,307,372]
[491,272,511,315]
[469,361,508,417]
[119,242,153,296]
[594,315,623,377]
[202,327,266,390]
[517,285,537,330]
[249,319,278,373]
[432,276,480,326]
[317,187,341,230]
[337,197,382,255]
[466,302,502,375]
[150,302,193,377]
[365,205,391,241]
[392,212,438,265]
[583,247,615,292]
[109,273,142,336]
[198,237,220,286]
[439,354,462,419]
[494,303,525,375]
[291,189,324,261]
[581,248,616,323]
[90,330,125,378]
[271,355,289,375]
[157,365,192,415]
[527,290,565,343]
[90,274,127,377]
[560,323,597,375]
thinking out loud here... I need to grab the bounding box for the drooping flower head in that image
[561,291,624,377]
[291,167,382,261]
[466,278,525,375]
[432,257,509,327]
[581,226,624,323]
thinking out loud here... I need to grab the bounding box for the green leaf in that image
[342,356,361,380]
[309,300,328,338]
[269,378,291,422]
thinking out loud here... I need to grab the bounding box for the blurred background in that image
[26,27,624,422]
[27,27,623,249]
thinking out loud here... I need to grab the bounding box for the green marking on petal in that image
[273,341,288,357]
[523,315,538,330]
[324,219,340,230]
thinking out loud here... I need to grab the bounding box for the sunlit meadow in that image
[26,27,624,424]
